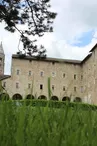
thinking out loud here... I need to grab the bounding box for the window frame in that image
[16,82,19,89]
[52,71,56,77]
[40,84,43,90]
[81,75,83,80]
[28,70,32,76]
[63,86,65,91]
[28,83,31,89]
[17,69,20,75]
[74,86,76,92]
[3,82,6,88]
[52,85,55,90]
[74,74,76,80]
[40,71,44,77]
[63,73,65,78]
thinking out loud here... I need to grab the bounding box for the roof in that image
[81,43,97,63]
[81,52,92,64]
[89,43,97,53]
[12,42,97,65]
[12,54,81,64]
[0,75,11,81]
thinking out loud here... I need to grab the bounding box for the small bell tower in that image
[0,42,5,75]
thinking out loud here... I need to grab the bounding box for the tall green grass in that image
[0,80,97,145]
[0,100,97,146]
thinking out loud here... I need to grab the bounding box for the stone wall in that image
[2,56,83,101]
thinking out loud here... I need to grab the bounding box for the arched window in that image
[38,95,47,100]
[62,96,70,102]
[26,94,34,99]
[74,97,82,102]
[12,93,22,100]
[51,96,59,101]
[0,93,9,100]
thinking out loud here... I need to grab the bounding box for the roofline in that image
[12,42,97,65]
[12,54,81,64]
[81,53,92,64]
[81,43,97,64]
[89,43,97,53]
[0,75,11,81]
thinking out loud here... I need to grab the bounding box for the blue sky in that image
[72,30,95,47]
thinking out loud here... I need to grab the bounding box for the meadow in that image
[0,100,97,146]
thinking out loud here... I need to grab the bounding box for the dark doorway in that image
[12,93,22,100]
[26,94,34,99]
[62,96,70,102]
[51,96,59,101]
[38,95,47,100]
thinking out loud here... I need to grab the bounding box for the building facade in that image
[0,42,5,75]
[1,43,97,104]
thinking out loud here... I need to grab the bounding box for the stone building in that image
[1,43,97,104]
[0,42,5,75]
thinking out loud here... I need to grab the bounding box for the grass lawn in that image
[0,100,97,146]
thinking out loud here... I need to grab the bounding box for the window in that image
[0,58,2,62]
[81,75,83,80]
[40,84,43,90]
[74,74,76,80]
[28,83,31,89]
[52,85,54,90]
[29,71,31,76]
[3,82,6,88]
[52,62,55,65]
[52,72,56,77]
[81,86,83,93]
[63,86,65,91]
[74,87,76,92]
[17,69,20,75]
[63,73,65,78]
[16,83,19,89]
[40,71,44,77]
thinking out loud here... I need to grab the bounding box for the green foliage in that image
[0,0,57,56]
[15,99,97,111]
[0,100,97,145]
[47,77,52,99]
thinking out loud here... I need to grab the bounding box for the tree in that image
[0,0,57,57]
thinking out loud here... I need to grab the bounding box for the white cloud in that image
[1,0,97,74]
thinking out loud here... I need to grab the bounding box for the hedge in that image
[11,99,97,111]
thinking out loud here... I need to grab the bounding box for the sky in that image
[1,0,97,74]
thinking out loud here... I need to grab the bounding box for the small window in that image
[3,82,6,88]
[74,74,76,80]
[63,73,65,78]
[16,83,19,89]
[0,58,2,62]
[17,70,20,75]
[81,86,83,93]
[29,71,31,76]
[52,72,56,77]
[81,75,83,80]
[28,83,31,89]
[63,86,65,91]
[52,85,54,90]
[40,84,43,90]
[52,62,55,65]
[40,71,44,77]
[74,87,76,92]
